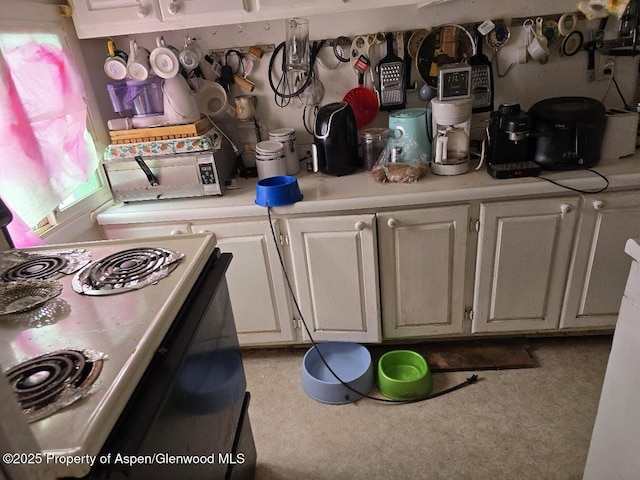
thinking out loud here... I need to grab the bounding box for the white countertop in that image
[97,154,640,225]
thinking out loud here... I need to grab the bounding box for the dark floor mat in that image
[368,339,535,372]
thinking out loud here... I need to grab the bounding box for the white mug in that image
[195,80,236,117]
[149,36,180,79]
[127,40,151,81]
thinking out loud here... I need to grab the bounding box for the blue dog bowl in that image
[255,175,303,207]
[301,342,374,405]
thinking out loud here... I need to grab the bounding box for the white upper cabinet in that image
[69,0,164,38]
[69,0,455,38]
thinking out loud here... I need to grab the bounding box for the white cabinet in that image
[561,191,640,329]
[69,0,164,39]
[69,0,250,38]
[472,197,579,333]
[191,219,294,345]
[101,221,190,239]
[377,206,470,339]
[286,214,380,343]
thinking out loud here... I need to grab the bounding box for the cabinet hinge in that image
[279,234,289,246]
[57,4,73,17]
[465,308,474,321]
[469,219,480,232]
[292,319,301,329]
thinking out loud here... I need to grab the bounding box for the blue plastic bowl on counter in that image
[255,175,303,207]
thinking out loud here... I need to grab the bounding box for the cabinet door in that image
[286,215,380,343]
[378,206,470,338]
[192,220,294,345]
[473,197,579,333]
[561,191,640,329]
[157,0,250,28]
[69,0,163,38]
[101,222,190,239]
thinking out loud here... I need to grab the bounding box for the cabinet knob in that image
[355,221,366,231]
[136,6,149,17]
[560,203,572,214]
[593,200,605,210]
[167,0,180,15]
[170,229,184,236]
[387,218,397,228]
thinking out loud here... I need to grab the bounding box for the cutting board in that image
[109,118,212,145]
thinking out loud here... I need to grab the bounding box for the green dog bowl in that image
[377,350,433,400]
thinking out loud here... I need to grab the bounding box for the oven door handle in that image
[134,155,159,186]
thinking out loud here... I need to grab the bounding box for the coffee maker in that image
[430,97,473,175]
[486,103,541,178]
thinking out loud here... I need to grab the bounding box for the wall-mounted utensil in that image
[416,24,475,89]
[377,32,406,111]
[469,25,494,113]
[343,72,378,128]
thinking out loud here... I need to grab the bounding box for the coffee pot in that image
[430,97,473,175]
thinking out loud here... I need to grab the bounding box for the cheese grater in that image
[377,33,405,111]
[469,28,494,113]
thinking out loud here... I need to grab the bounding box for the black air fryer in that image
[528,97,606,170]
[313,102,358,176]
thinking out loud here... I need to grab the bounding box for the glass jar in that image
[361,128,390,171]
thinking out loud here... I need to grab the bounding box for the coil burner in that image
[0,249,92,282]
[72,247,184,296]
[5,349,105,422]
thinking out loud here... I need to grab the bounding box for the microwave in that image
[103,139,235,203]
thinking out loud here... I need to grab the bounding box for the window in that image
[1,2,111,245]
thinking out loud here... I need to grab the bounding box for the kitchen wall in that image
[78,0,640,154]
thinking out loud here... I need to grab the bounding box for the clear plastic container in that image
[361,128,390,171]
[106,77,164,117]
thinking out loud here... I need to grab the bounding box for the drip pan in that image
[0,280,63,315]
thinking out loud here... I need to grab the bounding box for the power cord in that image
[537,168,609,194]
[266,206,479,404]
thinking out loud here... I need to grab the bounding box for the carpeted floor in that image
[241,335,612,480]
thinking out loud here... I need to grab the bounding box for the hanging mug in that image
[127,40,151,81]
[235,95,257,121]
[104,39,128,80]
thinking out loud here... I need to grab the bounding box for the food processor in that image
[106,74,200,128]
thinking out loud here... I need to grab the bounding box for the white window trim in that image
[2,1,112,239]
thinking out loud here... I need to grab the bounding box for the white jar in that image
[255,141,287,180]
[269,128,300,175]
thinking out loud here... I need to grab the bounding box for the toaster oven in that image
[103,138,235,203]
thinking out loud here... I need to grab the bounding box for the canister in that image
[255,141,287,180]
[361,128,390,171]
[269,128,300,175]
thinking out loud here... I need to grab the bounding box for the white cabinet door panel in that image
[194,220,294,345]
[378,206,469,338]
[561,192,640,328]
[287,215,380,343]
[69,0,163,38]
[473,197,579,333]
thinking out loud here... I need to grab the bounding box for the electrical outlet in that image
[596,56,615,81]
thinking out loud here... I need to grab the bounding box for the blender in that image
[430,97,473,175]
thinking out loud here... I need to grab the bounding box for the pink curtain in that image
[0,34,99,247]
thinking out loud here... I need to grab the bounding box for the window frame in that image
[1,1,112,240]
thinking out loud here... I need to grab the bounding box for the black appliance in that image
[486,103,541,179]
[85,250,256,480]
[0,197,13,248]
[312,102,359,176]
[528,96,606,170]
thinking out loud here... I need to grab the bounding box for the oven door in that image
[85,249,255,480]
